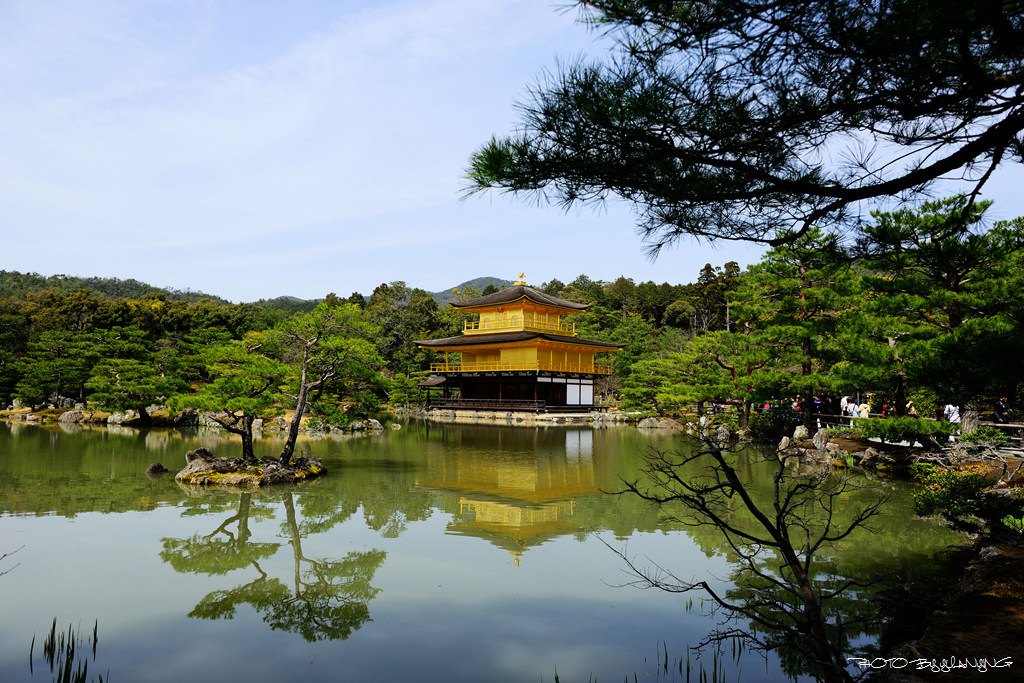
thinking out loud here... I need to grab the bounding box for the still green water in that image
[0,419,960,682]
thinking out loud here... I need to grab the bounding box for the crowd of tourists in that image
[785,395,1014,426]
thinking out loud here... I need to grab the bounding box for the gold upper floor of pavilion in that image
[464,312,576,336]
[428,360,612,374]
[453,282,588,338]
[416,280,622,376]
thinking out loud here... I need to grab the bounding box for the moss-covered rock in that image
[174,447,325,487]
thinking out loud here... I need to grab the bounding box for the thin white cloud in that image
[1,1,595,253]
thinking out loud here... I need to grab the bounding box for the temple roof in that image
[450,284,589,311]
[415,330,624,348]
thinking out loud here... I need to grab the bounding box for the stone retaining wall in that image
[418,408,635,427]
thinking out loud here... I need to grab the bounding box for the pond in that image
[0,419,961,682]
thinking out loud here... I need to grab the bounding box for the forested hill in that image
[248,295,320,315]
[0,270,231,304]
[429,277,512,304]
[0,269,510,309]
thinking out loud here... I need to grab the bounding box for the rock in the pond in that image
[173,409,199,427]
[185,447,216,463]
[175,448,325,488]
[146,462,169,475]
[636,417,658,429]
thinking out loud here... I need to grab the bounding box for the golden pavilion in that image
[415,276,623,412]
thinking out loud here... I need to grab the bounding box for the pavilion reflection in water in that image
[416,429,596,566]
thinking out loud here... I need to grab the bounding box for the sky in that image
[2,0,1022,303]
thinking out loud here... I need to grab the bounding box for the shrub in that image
[914,469,1024,534]
[710,410,740,432]
[960,425,1011,449]
[350,389,382,416]
[747,405,800,441]
[1001,514,1024,533]
[305,418,331,433]
[859,417,958,447]
[908,462,938,479]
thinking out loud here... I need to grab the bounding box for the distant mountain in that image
[0,269,232,305]
[0,268,520,311]
[429,276,513,304]
[248,295,320,314]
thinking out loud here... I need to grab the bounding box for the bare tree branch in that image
[606,434,888,682]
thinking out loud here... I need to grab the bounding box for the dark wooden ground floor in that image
[420,372,600,412]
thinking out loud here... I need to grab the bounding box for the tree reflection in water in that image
[616,439,890,683]
[160,490,385,642]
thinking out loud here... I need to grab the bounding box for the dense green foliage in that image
[746,405,801,441]
[614,199,1024,431]
[0,269,230,304]
[0,287,281,404]
[2,197,1022,441]
[170,332,291,461]
[0,264,728,424]
[913,469,1024,534]
[857,417,959,448]
[960,426,1013,449]
[0,285,385,460]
